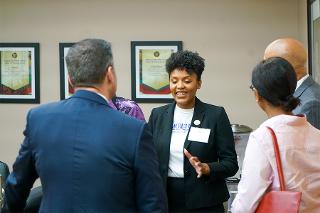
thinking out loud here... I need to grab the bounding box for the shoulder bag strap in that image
[266,126,286,191]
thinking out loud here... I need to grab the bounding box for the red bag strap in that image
[266,126,286,191]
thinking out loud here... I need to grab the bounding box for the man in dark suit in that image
[4,39,167,213]
[264,38,320,129]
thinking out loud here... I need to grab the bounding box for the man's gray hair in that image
[66,39,113,87]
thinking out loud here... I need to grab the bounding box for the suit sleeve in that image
[134,124,168,213]
[301,100,320,130]
[4,111,38,212]
[207,108,238,180]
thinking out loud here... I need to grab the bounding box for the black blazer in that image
[148,97,238,210]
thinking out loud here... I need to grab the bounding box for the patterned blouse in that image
[108,96,145,122]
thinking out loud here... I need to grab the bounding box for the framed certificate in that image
[0,43,40,103]
[59,43,75,100]
[131,41,182,103]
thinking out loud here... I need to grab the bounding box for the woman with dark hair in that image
[148,50,238,212]
[232,57,320,212]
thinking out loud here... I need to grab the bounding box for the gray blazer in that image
[293,76,320,129]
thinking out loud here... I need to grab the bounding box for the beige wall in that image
[298,0,308,47]
[0,0,308,168]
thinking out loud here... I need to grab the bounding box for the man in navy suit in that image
[4,39,167,213]
[264,38,320,129]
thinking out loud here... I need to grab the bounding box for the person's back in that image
[4,39,167,213]
[250,114,320,212]
[232,57,320,213]
[29,92,150,212]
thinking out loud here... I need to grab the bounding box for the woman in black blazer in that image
[148,50,238,212]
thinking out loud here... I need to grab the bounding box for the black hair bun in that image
[282,95,300,112]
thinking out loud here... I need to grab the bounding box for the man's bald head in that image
[264,38,307,80]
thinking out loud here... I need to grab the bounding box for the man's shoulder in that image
[300,84,320,101]
[110,108,145,132]
[29,100,66,114]
[310,80,320,94]
[303,77,320,93]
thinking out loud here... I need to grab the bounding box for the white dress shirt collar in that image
[296,74,309,90]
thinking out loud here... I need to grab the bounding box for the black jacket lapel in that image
[160,103,175,173]
[184,98,206,149]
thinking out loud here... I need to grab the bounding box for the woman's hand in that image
[184,148,210,178]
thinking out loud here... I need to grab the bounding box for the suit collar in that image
[294,76,315,97]
[70,89,111,107]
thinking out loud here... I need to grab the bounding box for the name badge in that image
[188,127,211,143]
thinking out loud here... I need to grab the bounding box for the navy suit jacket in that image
[148,98,238,210]
[293,76,320,129]
[5,90,167,213]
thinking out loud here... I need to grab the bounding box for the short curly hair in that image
[166,50,205,80]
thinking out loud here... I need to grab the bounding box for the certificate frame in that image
[131,41,182,103]
[0,43,40,103]
[59,43,75,100]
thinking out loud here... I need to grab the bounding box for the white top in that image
[231,114,320,213]
[296,74,309,90]
[168,105,194,178]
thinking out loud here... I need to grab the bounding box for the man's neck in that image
[75,87,111,102]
